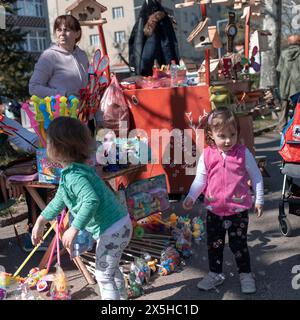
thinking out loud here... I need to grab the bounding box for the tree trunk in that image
[259,0,282,89]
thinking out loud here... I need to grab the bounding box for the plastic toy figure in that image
[128,270,143,298]
[50,265,71,300]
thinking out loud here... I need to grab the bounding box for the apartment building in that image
[6,0,51,59]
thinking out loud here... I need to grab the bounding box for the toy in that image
[169,213,178,228]
[79,50,110,122]
[50,264,71,300]
[144,253,158,273]
[127,263,143,298]
[22,102,46,147]
[24,267,48,290]
[133,225,145,239]
[192,217,205,243]
[161,246,181,268]
[132,258,151,285]
[0,270,8,300]
[176,232,193,259]
[158,259,174,276]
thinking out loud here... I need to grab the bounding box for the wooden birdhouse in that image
[241,5,264,23]
[65,0,107,26]
[208,26,223,49]
[250,0,265,20]
[198,58,220,82]
[187,17,211,49]
[233,0,248,10]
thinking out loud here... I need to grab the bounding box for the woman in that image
[24,15,90,250]
[29,15,89,98]
[129,0,180,76]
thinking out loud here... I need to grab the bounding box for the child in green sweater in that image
[31,117,132,300]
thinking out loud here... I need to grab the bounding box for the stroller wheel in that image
[279,217,292,237]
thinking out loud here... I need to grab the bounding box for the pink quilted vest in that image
[203,144,253,216]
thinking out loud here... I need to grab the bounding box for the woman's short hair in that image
[53,15,82,43]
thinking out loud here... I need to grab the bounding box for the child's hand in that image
[255,204,263,218]
[31,216,47,246]
[62,226,79,250]
[183,196,194,210]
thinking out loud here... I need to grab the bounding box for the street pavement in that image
[1,131,300,300]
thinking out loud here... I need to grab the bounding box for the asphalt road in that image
[1,131,300,300]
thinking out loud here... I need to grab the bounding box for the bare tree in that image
[259,0,282,89]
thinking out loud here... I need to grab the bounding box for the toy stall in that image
[0,0,203,300]
[0,0,270,300]
[116,0,270,195]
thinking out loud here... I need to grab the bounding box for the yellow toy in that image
[50,265,71,300]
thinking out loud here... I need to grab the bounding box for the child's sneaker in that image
[197,272,225,291]
[239,273,256,294]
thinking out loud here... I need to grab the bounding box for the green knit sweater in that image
[41,163,128,239]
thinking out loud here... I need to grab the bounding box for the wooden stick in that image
[131,237,175,244]
[130,240,166,250]
[128,244,162,255]
[81,251,96,259]
[81,257,96,267]
[86,265,95,275]
[124,247,160,259]
[137,233,173,239]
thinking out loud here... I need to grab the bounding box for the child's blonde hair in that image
[205,107,240,146]
[46,117,94,164]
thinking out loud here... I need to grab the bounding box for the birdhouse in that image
[187,17,211,49]
[198,58,220,82]
[250,30,271,52]
[233,0,248,10]
[65,0,107,26]
[208,26,223,49]
[250,0,265,20]
[241,5,264,23]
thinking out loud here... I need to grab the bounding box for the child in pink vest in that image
[183,107,264,294]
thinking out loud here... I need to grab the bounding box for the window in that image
[112,7,124,19]
[21,30,47,52]
[114,31,126,44]
[90,34,100,46]
[16,0,44,17]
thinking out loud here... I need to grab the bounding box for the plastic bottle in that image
[170,60,178,87]
[152,59,160,79]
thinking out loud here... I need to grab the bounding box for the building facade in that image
[8,0,51,59]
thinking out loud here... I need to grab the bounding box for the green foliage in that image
[0,0,35,100]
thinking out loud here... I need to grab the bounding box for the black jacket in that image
[129,0,180,76]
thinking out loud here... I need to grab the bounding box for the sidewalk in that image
[1,131,300,300]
